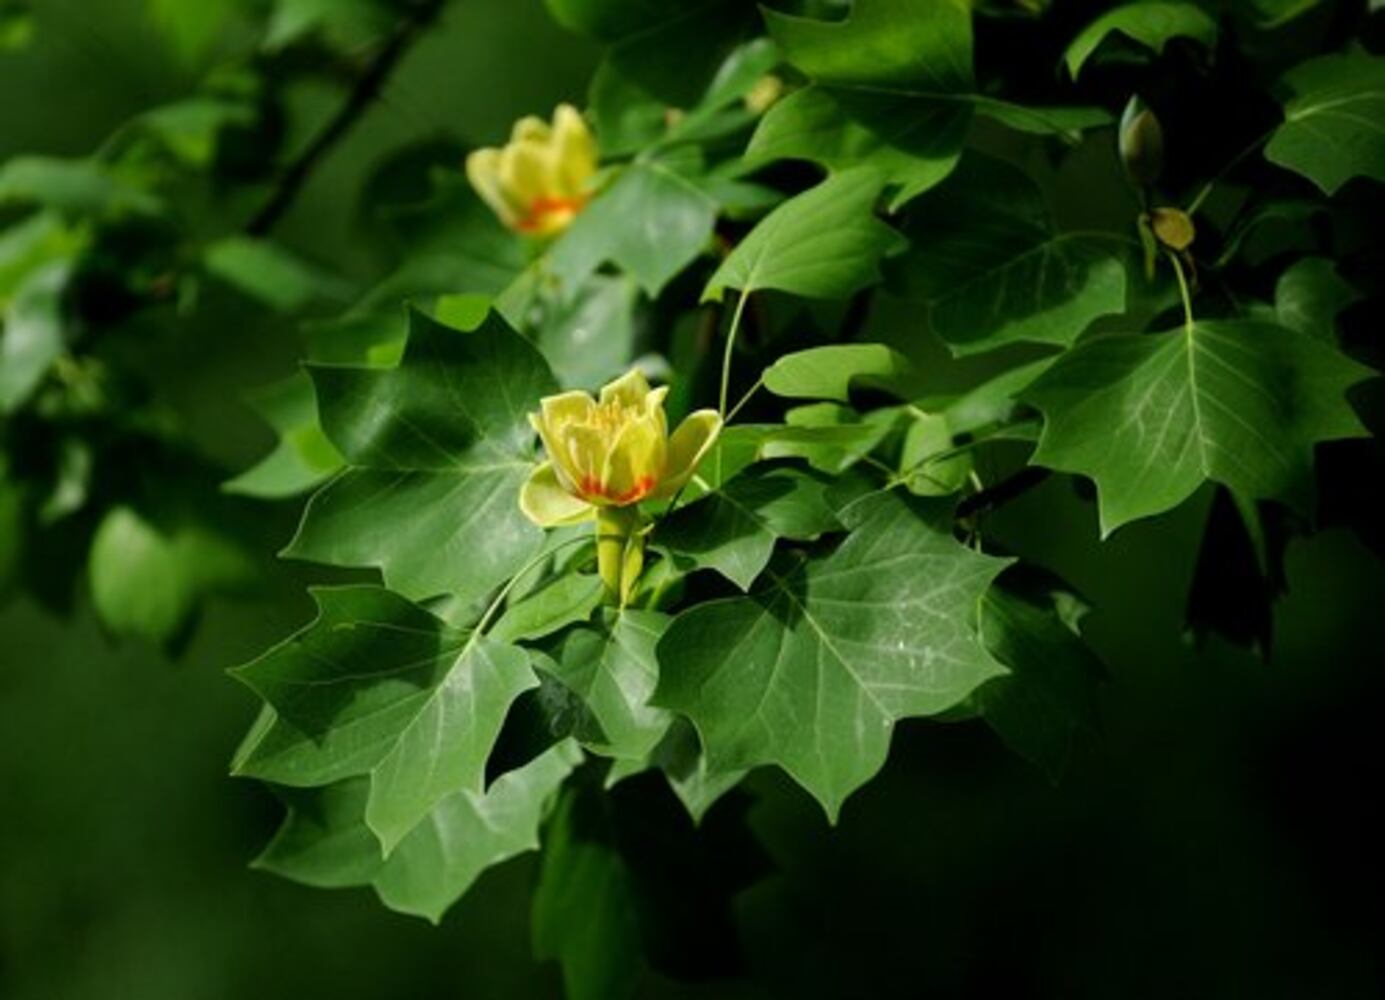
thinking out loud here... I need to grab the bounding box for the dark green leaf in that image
[204,236,349,313]
[284,306,554,603]
[656,464,839,590]
[1274,256,1360,342]
[232,586,540,853]
[492,573,604,644]
[1026,319,1372,535]
[1265,55,1385,195]
[887,154,1129,355]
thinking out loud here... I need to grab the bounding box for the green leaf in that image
[532,275,640,390]
[899,411,971,497]
[264,0,393,50]
[655,488,1010,819]
[204,236,349,313]
[1274,257,1360,342]
[973,573,1103,782]
[547,609,672,761]
[1064,2,1217,78]
[703,169,903,302]
[532,786,645,1000]
[762,344,912,402]
[0,212,86,305]
[88,506,254,645]
[0,156,163,217]
[749,0,973,208]
[492,572,604,644]
[760,404,904,475]
[545,0,757,106]
[137,98,255,167]
[255,741,583,921]
[887,154,1129,355]
[284,306,554,603]
[224,372,345,500]
[232,586,540,853]
[1026,320,1372,536]
[546,161,717,297]
[374,741,583,922]
[147,0,237,62]
[253,777,382,890]
[655,464,839,590]
[1265,55,1385,195]
[1,261,68,412]
[1242,0,1322,29]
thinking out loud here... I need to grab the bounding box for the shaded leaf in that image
[887,154,1129,355]
[656,463,839,590]
[224,372,344,499]
[1274,256,1360,342]
[1265,55,1385,195]
[232,586,540,854]
[1026,319,1372,535]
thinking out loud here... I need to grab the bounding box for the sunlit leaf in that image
[1064,2,1217,78]
[1265,54,1385,195]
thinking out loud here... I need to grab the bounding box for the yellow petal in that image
[520,462,594,528]
[598,368,653,408]
[539,390,596,434]
[465,148,521,228]
[653,410,721,498]
[564,422,614,502]
[498,139,552,206]
[601,411,666,505]
[551,103,597,196]
[511,115,551,143]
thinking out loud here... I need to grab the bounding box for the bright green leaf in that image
[1064,2,1217,78]
[224,372,344,500]
[492,573,604,644]
[763,344,912,402]
[655,488,1010,819]
[703,169,903,302]
[1,262,68,412]
[546,161,717,297]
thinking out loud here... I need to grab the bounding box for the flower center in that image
[516,194,587,233]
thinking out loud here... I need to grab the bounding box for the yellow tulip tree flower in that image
[521,370,721,604]
[465,104,598,238]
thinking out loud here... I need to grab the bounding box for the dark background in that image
[2,2,1381,998]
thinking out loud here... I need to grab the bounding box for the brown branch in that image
[246,0,446,236]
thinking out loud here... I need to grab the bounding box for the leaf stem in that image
[717,291,750,418]
[1167,250,1195,336]
[1184,126,1274,216]
[475,534,590,637]
[725,375,764,424]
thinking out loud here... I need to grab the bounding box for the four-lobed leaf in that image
[655,488,1011,819]
[232,586,540,853]
[1026,319,1372,536]
[283,305,554,603]
[887,153,1129,355]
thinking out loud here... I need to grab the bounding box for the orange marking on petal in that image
[611,475,656,505]
[516,194,587,233]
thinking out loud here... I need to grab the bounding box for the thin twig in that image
[246,0,445,235]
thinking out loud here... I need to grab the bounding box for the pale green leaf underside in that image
[1026,319,1371,536]
[763,344,912,402]
[655,489,1009,819]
